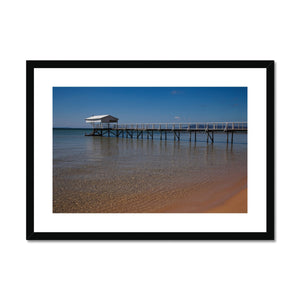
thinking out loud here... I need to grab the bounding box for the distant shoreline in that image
[53,127,90,129]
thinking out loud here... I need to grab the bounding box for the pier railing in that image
[93,122,247,131]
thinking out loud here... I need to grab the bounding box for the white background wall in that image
[0,1,297,299]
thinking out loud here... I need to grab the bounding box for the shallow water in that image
[53,129,247,213]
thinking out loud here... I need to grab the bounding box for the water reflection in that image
[83,134,247,171]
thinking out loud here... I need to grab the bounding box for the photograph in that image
[27,60,273,240]
[53,86,247,213]
[4,1,297,299]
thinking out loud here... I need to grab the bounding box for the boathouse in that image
[85,115,118,127]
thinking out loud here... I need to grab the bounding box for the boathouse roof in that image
[85,115,119,123]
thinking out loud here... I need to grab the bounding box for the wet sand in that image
[157,178,247,213]
[54,176,247,213]
[204,188,247,213]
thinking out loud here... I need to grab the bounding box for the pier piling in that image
[85,122,247,144]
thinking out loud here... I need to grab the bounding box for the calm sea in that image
[53,128,247,213]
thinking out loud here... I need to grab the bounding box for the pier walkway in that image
[85,122,247,144]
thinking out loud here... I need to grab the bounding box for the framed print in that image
[26,60,274,240]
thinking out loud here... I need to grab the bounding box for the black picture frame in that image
[27,60,274,240]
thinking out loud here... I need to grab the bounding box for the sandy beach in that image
[53,176,247,213]
[157,178,247,213]
[204,188,247,213]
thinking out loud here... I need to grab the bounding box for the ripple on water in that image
[53,130,247,213]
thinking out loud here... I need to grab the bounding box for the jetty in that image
[84,115,247,144]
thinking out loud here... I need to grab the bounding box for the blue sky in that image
[53,87,247,128]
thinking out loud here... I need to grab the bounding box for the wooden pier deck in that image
[85,122,247,144]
